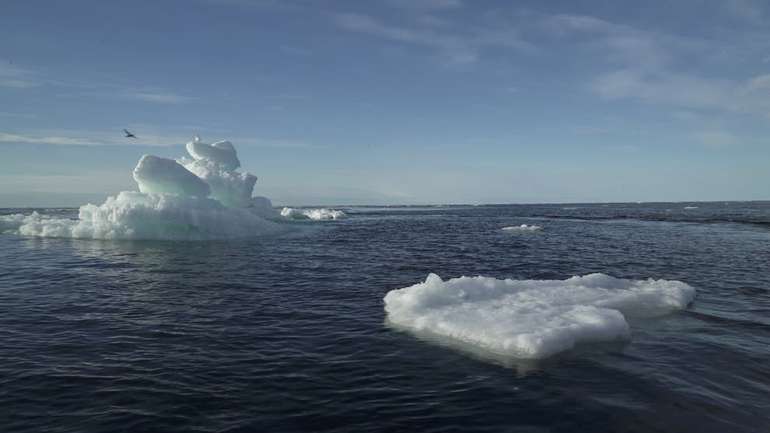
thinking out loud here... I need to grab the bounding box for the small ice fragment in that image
[502,224,542,231]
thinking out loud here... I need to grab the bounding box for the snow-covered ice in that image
[384,273,695,359]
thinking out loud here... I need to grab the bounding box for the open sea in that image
[1,202,769,433]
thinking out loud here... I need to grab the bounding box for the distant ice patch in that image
[0,137,283,240]
[281,207,347,221]
[684,206,699,210]
[384,273,695,360]
[502,224,542,231]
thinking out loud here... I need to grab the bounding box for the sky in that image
[1,0,769,206]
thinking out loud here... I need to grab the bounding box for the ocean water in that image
[1,202,769,432]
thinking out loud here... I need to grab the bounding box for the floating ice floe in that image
[384,273,695,360]
[0,137,282,240]
[280,207,347,220]
[502,224,542,231]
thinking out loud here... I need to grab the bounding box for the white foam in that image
[0,137,284,240]
[384,273,695,359]
[502,224,542,231]
[280,207,347,220]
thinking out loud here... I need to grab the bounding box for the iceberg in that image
[0,137,282,240]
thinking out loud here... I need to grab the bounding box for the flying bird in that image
[123,129,137,138]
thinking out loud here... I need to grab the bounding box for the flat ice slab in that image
[384,273,695,359]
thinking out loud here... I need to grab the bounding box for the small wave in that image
[542,214,770,228]
[280,207,347,221]
[685,310,770,332]
[384,273,695,360]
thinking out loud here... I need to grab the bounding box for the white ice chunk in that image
[181,158,256,208]
[384,273,695,359]
[280,207,347,220]
[185,137,240,170]
[133,155,210,198]
[502,224,542,231]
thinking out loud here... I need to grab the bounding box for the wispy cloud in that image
[0,60,192,105]
[334,12,472,62]
[591,70,734,109]
[0,130,190,147]
[0,129,319,149]
[238,137,320,149]
[121,91,194,104]
[544,13,699,71]
[333,10,533,64]
[386,0,462,10]
[573,125,612,136]
[0,111,36,119]
[724,0,764,23]
[267,93,309,101]
[0,62,41,89]
[546,13,770,117]
[747,73,770,90]
[279,44,312,57]
[0,132,101,146]
[692,130,740,148]
[592,69,770,116]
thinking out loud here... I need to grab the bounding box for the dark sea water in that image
[1,202,769,433]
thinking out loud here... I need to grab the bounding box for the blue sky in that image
[1,0,769,206]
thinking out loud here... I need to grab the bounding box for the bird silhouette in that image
[123,129,137,138]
